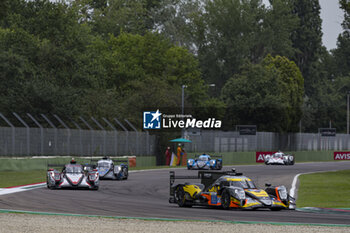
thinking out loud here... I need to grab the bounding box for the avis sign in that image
[256,151,276,163]
[334,152,350,160]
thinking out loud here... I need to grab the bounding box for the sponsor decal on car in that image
[334,152,350,160]
[256,151,276,163]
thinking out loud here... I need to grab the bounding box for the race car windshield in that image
[274,153,283,158]
[199,156,209,161]
[230,180,256,189]
[65,166,83,173]
[98,162,110,167]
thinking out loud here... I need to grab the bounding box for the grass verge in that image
[297,170,350,208]
[0,170,46,188]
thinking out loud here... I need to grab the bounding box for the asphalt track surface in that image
[0,161,350,225]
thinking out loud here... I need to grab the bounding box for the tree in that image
[221,55,304,132]
[87,32,211,123]
[264,0,299,58]
[291,0,323,96]
[333,0,350,77]
[90,0,151,37]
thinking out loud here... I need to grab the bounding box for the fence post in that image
[103,117,118,156]
[125,119,138,155]
[70,118,83,156]
[114,118,128,154]
[13,112,30,156]
[80,116,94,155]
[53,115,71,156]
[91,117,106,155]
[27,113,44,156]
[40,114,58,155]
[0,113,15,155]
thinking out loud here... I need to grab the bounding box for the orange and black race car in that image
[169,169,296,210]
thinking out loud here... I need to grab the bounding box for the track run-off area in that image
[0,161,350,226]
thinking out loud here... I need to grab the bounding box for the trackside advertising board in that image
[334,152,350,160]
[256,151,276,163]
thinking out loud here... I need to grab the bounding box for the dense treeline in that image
[0,0,349,133]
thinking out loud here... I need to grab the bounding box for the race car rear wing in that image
[169,171,199,196]
[170,169,242,195]
[47,164,66,168]
[194,154,222,158]
[90,159,129,164]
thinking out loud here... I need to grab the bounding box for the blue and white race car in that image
[91,157,128,180]
[187,154,222,170]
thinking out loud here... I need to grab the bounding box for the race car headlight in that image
[278,186,288,200]
[114,166,121,173]
[209,160,215,166]
[234,188,246,200]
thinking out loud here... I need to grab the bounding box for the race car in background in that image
[169,169,296,210]
[47,159,99,190]
[264,151,295,165]
[187,154,222,170]
[91,157,128,180]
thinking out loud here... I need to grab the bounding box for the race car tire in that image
[289,156,295,165]
[92,186,99,191]
[175,186,192,207]
[216,162,222,170]
[221,189,231,210]
[123,168,128,180]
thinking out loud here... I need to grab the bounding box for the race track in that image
[0,161,350,225]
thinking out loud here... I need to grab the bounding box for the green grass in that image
[0,170,46,188]
[297,170,350,208]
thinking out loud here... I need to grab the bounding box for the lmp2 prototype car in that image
[47,159,99,190]
[169,169,296,210]
[187,154,222,170]
[264,151,295,165]
[91,157,128,180]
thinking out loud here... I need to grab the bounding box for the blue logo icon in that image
[143,110,162,129]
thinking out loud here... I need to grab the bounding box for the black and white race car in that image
[47,159,99,190]
[264,151,295,165]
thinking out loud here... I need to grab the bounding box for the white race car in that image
[264,151,295,165]
[47,159,99,190]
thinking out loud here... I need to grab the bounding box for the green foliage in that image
[89,32,209,122]
[90,0,150,37]
[0,0,346,135]
[221,55,304,132]
[291,0,323,96]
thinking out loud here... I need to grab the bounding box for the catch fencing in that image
[186,130,350,152]
[0,113,155,156]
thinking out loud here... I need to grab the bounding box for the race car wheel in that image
[289,156,295,165]
[175,186,192,207]
[221,189,231,210]
[123,168,128,180]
